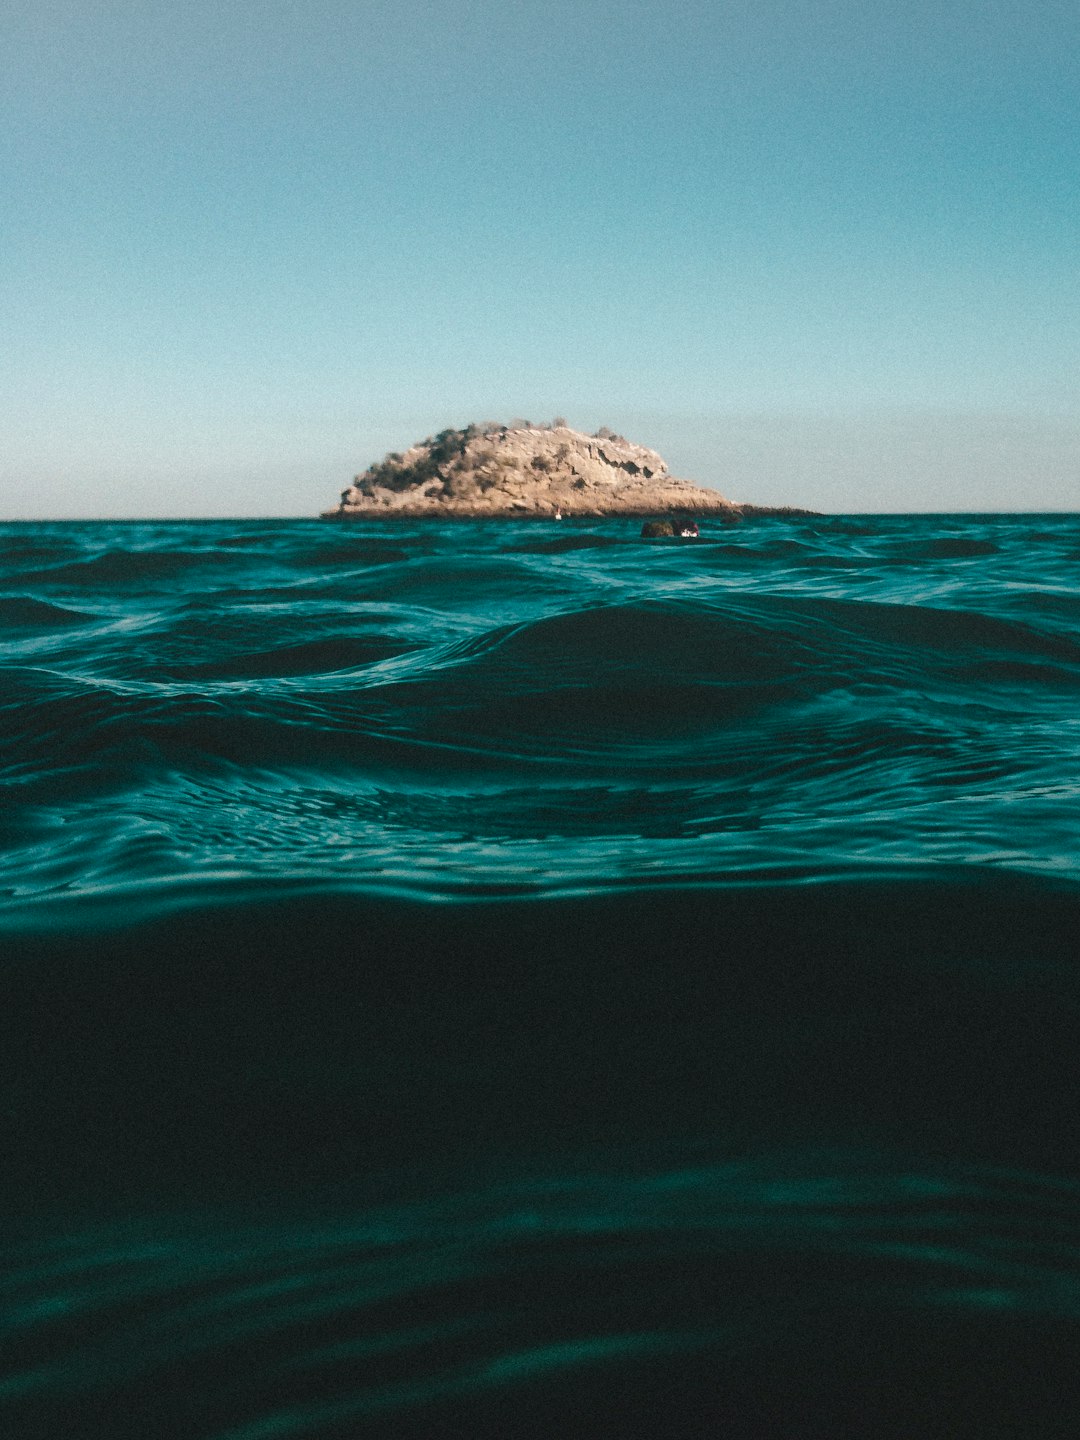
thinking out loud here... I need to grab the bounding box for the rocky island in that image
[323,421,782,519]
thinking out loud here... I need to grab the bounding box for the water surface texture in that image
[3,514,1080,1436]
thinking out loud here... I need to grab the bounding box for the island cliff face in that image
[322,422,742,518]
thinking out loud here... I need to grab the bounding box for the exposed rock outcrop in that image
[322,422,741,518]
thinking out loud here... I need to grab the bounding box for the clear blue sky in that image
[3,0,1077,516]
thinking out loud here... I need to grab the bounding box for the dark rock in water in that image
[641,520,675,538]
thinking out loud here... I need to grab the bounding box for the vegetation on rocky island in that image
[351,420,633,498]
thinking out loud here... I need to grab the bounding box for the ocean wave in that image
[4,875,1079,1183]
[3,873,1080,1436]
[4,1153,1079,1438]
[4,511,1080,1437]
[0,596,97,630]
[4,562,1080,902]
[503,534,629,555]
[9,547,234,589]
[156,636,421,681]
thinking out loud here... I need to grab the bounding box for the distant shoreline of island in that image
[321,420,818,521]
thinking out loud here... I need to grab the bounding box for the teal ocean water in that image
[2,513,1080,1436]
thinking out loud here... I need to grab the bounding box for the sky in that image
[2,0,1077,517]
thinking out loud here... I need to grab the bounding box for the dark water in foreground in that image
[2,513,1080,1436]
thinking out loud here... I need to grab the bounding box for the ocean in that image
[2,512,1080,1437]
